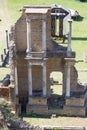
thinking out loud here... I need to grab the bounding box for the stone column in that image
[42,62,46,97]
[66,61,71,97]
[59,17,63,37]
[65,58,75,97]
[67,19,72,53]
[26,17,31,56]
[42,17,46,52]
[6,30,9,49]
[15,64,18,96]
[28,62,32,96]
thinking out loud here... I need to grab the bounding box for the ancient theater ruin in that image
[9,5,87,116]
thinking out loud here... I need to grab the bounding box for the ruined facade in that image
[9,5,87,116]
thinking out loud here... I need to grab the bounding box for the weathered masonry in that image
[9,5,87,116]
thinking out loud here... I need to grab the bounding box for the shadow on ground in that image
[76,15,84,22]
[72,37,87,41]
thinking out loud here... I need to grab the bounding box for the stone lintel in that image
[25,56,48,61]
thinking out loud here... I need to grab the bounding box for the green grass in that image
[0,40,6,56]
[0,67,10,81]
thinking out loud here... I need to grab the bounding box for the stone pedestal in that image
[29,97,47,105]
[26,96,48,115]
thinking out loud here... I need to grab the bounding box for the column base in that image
[29,96,47,105]
[26,104,48,115]
[26,96,48,115]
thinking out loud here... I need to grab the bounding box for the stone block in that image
[66,97,85,106]
[26,104,48,115]
[29,97,47,105]
[63,106,86,116]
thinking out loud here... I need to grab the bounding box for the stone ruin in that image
[8,5,87,116]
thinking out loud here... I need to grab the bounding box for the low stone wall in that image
[42,126,85,130]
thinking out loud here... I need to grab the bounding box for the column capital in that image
[26,17,31,23]
[68,19,72,23]
[42,15,46,21]
[64,58,75,66]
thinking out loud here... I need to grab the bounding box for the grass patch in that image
[0,67,10,81]
[0,40,6,56]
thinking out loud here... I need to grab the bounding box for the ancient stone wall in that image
[0,87,10,99]
[17,54,28,97]
[14,12,27,51]
[14,9,51,52]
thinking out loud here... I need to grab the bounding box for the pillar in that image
[59,17,63,37]
[26,17,31,55]
[66,61,71,97]
[42,17,46,52]
[15,65,18,96]
[42,62,47,97]
[28,62,32,96]
[51,16,56,37]
[6,30,9,49]
[67,19,72,52]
